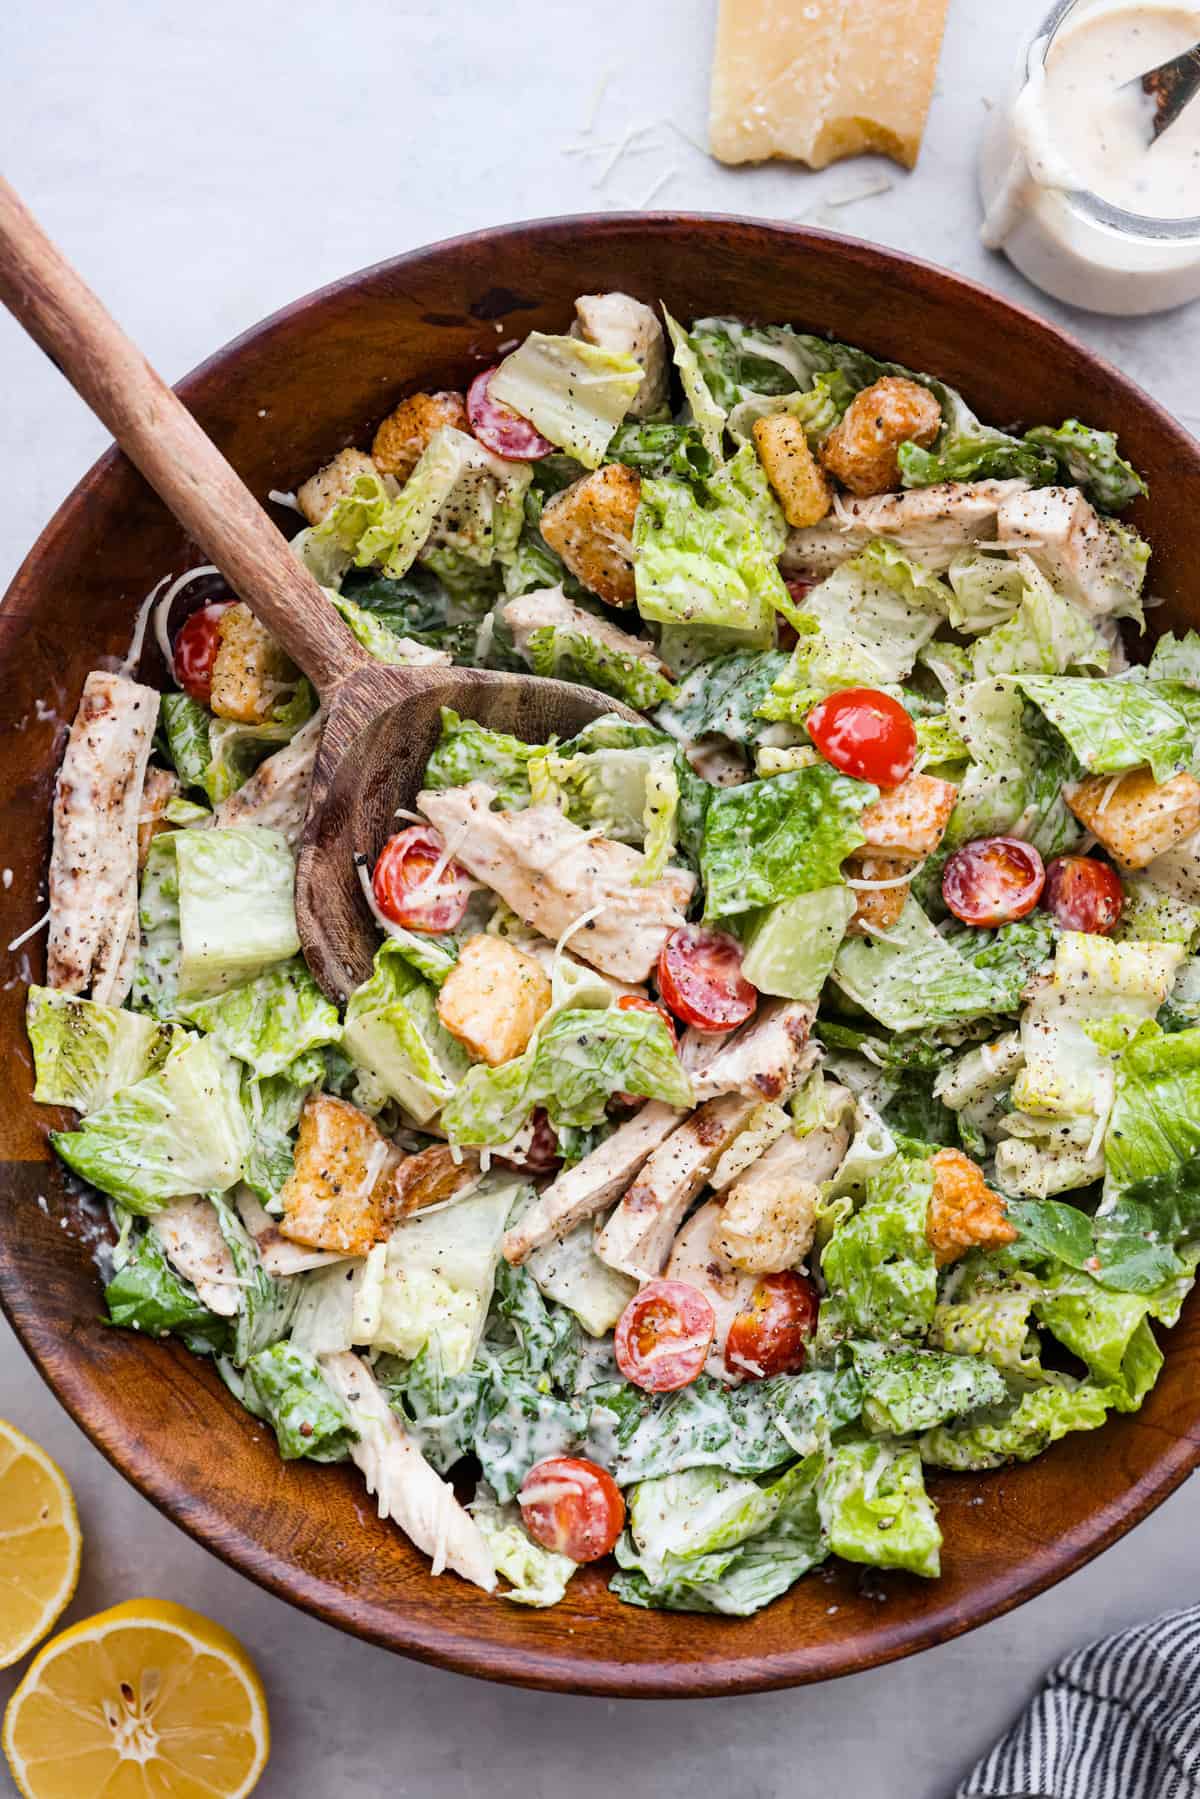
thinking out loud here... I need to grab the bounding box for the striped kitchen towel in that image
[957,1607,1200,1798]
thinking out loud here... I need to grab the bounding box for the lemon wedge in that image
[0,1420,81,1669]
[3,1598,270,1799]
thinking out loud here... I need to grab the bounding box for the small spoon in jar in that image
[1129,38,1200,143]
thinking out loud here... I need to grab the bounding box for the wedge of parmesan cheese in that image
[709,0,951,172]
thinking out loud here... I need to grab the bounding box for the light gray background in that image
[2,3,1199,1794]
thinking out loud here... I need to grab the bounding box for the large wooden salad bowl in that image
[2,215,1198,1696]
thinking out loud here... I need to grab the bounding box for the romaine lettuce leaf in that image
[968,564,1112,680]
[920,1379,1113,1469]
[469,1483,577,1607]
[177,957,339,1078]
[851,1341,1007,1435]
[687,317,889,414]
[1023,420,1147,513]
[817,1433,941,1577]
[1019,675,1200,784]
[700,765,874,920]
[337,563,485,661]
[341,941,470,1125]
[941,679,1083,859]
[51,1037,248,1212]
[818,1142,938,1343]
[633,473,782,644]
[662,308,727,459]
[655,649,789,749]
[489,334,643,468]
[1032,1265,1173,1408]
[832,898,1026,1033]
[240,1067,311,1205]
[523,617,675,711]
[742,887,857,1002]
[624,1465,778,1584]
[607,418,717,481]
[104,1222,231,1355]
[525,1219,637,1336]
[329,592,445,666]
[211,1193,299,1365]
[242,1341,356,1461]
[422,706,540,810]
[27,986,178,1115]
[162,684,316,808]
[175,827,300,1001]
[930,1258,1044,1376]
[313,443,530,580]
[1103,1022,1200,1194]
[131,833,183,1020]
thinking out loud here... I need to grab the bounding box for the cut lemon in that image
[0,1419,81,1669]
[3,1598,270,1799]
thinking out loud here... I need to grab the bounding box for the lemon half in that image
[0,1419,81,1669]
[3,1598,270,1799]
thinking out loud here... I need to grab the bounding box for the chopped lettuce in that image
[624,1465,778,1583]
[634,474,781,645]
[337,564,486,661]
[422,706,539,810]
[242,1341,356,1461]
[920,1380,1113,1470]
[175,827,300,1001]
[132,833,183,1020]
[523,617,675,711]
[312,444,530,580]
[1023,420,1147,513]
[330,592,444,666]
[469,1484,577,1607]
[489,333,643,468]
[817,1433,941,1578]
[1019,674,1200,784]
[177,957,340,1078]
[27,986,177,1115]
[930,1259,1044,1377]
[526,1219,637,1336]
[941,679,1083,859]
[607,417,716,481]
[655,649,789,749]
[161,685,316,808]
[742,888,857,1002]
[104,1223,231,1355]
[819,1142,938,1343]
[212,1194,299,1365]
[968,565,1112,680]
[700,765,874,920]
[1103,1022,1200,1194]
[832,899,1031,1033]
[341,941,470,1125]
[441,1004,692,1146]
[851,1342,1007,1435]
[51,1037,248,1213]
[662,308,727,459]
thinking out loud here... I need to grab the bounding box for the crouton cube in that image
[539,464,641,607]
[209,603,297,725]
[296,447,377,526]
[844,853,912,935]
[715,1173,818,1273]
[137,765,180,871]
[279,1094,399,1255]
[372,390,469,483]
[1066,768,1200,871]
[752,415,832,528]
[926,1147,1016,1267]
[436,934,552,1067]
[820,376,942,497]
[860,773,958,859]
[391,1145,483,1217]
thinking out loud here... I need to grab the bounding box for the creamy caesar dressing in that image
[980,0,1200,314]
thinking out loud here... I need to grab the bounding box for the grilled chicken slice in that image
[48,670,159,1005]
[572,292,668,419]
[210,711,321,847]
[713,1115,853,1273]
[689,1000,818,1104]
[418,781,694,983]
[502,1101,685,1264]
[996,485,1145,616]
[782,480,1030,577]
[151,1196,242,1316]
[594,1092,760,1282]
[664,1199,758,1381]
[319,1352,497,1591]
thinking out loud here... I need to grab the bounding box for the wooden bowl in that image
[3,215,1199,1697]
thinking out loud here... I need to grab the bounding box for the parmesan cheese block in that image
[709,0,951,172]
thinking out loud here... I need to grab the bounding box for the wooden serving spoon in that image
[0,177,637,1003]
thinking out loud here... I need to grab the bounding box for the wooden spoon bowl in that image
[1,213,1199,1695]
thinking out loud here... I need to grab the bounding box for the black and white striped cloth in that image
[957,1608,1200,1798]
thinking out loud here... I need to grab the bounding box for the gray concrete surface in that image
[1,2,1198,1794]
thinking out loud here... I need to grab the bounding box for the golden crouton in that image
[860,774,958,860]
[296,447,378,527]
[820,377,942,498]
[844,854,912,935]
[436,934,552,1067]
[926,1147,1016,1268]
[391,1145,483,1217]
[372,390,469,483]
[137,765,180,871]
[715,1173,818,1274]
[539,464,641,608]
[209,603,297,725]
[1066,768,1200,871]
[279,1094,400,1255]
[752,415,832,528]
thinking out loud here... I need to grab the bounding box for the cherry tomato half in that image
[806,687,918,788]
[614,1279,716,1393]
[172,599,236,706]
[372,827,474,933]
[1043,855,1123,936]
[518,1456,625,1563]
[942,836,1046,928]
[495,1107,562,1175]
[467,367,554,461]
[725,1272,819,1380]
[657,926,757,1034]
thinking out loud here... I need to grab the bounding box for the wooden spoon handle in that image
[0,176,366,696]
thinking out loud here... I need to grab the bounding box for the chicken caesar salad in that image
[27,292,1200,1616]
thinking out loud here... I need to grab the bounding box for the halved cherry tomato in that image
[942,836,1046,927]
[615,1279,716,1393]
[518,1456,626,1563]
[725,1272,819,1380]
[172,599,236,706]
[657,926,756,1034]
[496,1107,562,1175]
[372,826,474,933]
[806,687,917,788]
[1043,855,1123,936]
[467,366,554,461]
[784,577,813,608]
